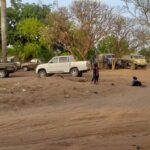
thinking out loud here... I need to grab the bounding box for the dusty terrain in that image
[0,69,150,150]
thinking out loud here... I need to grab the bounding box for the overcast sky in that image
[6,0,124,7]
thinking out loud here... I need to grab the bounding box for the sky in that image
[6,0,124,8]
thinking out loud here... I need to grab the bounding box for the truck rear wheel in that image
[0,70,6,78]
[70,68,79,77]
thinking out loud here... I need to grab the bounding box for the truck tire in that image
[23,66,29,71]
[131,64,137,70]
[143,65,147,70]
[5,72,9,77]
[78,71,83,77]
[38,69,47,78]
[0,70,6,78]
[70,68,79,77]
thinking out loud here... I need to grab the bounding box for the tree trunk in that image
[1,0,7,62]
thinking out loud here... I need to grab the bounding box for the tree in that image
[122,0,150,28]
[7,1,51,45]
[139,48,150,62]
[108,15,134,56]
[0,17,1,49]
[21,3,51,22]
[70,0,114,59]
[10,0,22,9]
[14,18,53,61]
[42,1,115,60]
[97,36,130,57]
[40,8,75,56]
[16,18,44,42]
[1,0,7,62]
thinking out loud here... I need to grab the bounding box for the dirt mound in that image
[0,69,150,150]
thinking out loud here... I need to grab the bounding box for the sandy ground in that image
[0,69,150,150]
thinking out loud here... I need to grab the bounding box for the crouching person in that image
[132,76,142,86]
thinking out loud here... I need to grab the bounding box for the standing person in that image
[91,62,99,84]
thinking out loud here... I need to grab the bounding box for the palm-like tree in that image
[1,0,7,62]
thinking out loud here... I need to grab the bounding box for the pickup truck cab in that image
[36,55,90,77]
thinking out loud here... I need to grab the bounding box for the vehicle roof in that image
[99,53,115,56]
[54,55,72,57]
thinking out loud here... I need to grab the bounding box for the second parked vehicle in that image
[21,59,42,71]
[121,54,147,69]
[36,55,90,77]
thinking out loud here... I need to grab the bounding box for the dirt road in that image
[0,69,150,150]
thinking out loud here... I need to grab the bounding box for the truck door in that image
[47,57,59,73]
[58,56,70,73]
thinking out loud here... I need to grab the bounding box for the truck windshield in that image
[132,55,144,59]
[50,57,59,63]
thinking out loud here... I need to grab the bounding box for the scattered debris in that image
[14,82,21,86]
[136,146,141,150]
[132,135,137,138]
[73,87,77,90]
[86,90,90,94]
[64,94,70,99]
[78,78,87,82]
[10,90,14,94]
[22,89,27,92]
[0,88,7,91]
[93,91,98,94]
[111,83,115,86]
[64,90,70,98]
[56,74,64,79]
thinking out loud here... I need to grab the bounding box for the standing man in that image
[91,63,99,84]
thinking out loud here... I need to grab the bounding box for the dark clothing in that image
[132,79,142,86]
[92,66,99,84]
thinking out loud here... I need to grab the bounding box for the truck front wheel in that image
[0,70,6,78]
[78,71,83,77]
[5,72,9,77]
[70,68,79,77]
[38,69,47,78]
[131,64,137,70]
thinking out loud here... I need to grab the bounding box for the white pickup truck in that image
[36,55,90,77]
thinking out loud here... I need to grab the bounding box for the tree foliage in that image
[16,18,44,42]
[1,0,149,62]
[139,48,150,62]
[122,0,150,50]
[98,36,131,57]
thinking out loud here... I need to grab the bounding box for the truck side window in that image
[59,57,68,63]
[51,58,58,63]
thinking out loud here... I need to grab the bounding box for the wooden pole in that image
[1,0,7,62]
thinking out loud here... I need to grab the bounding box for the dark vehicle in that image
[0,63,17,78]
[0,56,21,70]
[21,59,42,71]
[7,56,21,70]
[98,53,115,69]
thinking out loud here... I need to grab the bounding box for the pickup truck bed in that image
[0,63,17,78]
